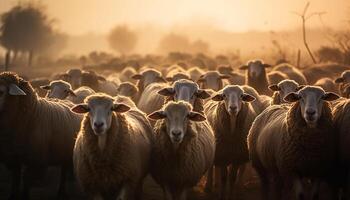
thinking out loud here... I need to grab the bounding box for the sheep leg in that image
[220,166,228,200]
[56,165,67,199]
[310,179,321,200]
[8,164,22,200]
[228,165,238,199]
[215,166,222,190]
[293,177,305,200]
[205,166,213,192]
[271,175,283,200]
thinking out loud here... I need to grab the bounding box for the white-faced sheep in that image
[41,80,76,100]
[248,86,339,200]
[268,79,301,105]
[273,63,308,85]
[197,71,231,91]
[204,85,257,199]
[335,70,350,98]
[148,101,215,200]
[239,60,272,96]
[116,82,139,103]
[0,72,82,199]
[187,66,204,82]
[158,79,211,114]
[71,94,153,199]
[66,86,95,104]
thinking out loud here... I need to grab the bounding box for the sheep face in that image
[149,101,206,145]
[41,81,76,100]
[197,71,230,91]
[335,70,350,84]
[117,82,138,97]
[66,69,82,89]
[72,95,130,135]
[158,80,210,105]
[212,85,255,116]
[284,86,339,126]
[269,80,301,103]
[0,82,26,112]
[239,60,271,78]
[132,69,165,91]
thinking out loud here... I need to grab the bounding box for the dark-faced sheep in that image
[239,59,272,96]
[71,94,153,199]
[248,86,339,200]
[273,63,308,85]
[116,82,139,102]
[158,79,211,114]
[269,79,301,105]
[204,85,257,199]
[197,71,230,91]
[0,72,82,198]
[148,101,215,200]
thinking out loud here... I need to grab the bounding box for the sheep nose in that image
[229,106,238,113]
[171,130,182,137]
[306,109,316,116]
[94,122,104,129]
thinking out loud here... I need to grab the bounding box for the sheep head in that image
[268,79,302,104]
[41,80,76,100]
[197,71,230,91]
[239,59,271,78]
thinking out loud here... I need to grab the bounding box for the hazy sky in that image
[0,0,349,35]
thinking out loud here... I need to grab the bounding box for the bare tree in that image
[108,25,138,55]
[292,2,325,64]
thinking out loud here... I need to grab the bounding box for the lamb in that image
[71,94,153,199]
[0,72,82,198]
[268,79,301,105]
[66,86,95,104]
[239,59,272,96]
[335,70,350,98]
[248,86,339,200]
[157,79,211,114]
[204,85,257,199]
[41,80,76,100]
[197,71,230,91]
[148,101,215,200]
[314,77,338,94]
[273,63,308,85]
[187,66,204,82]
[116,82,139,102]
[333,99,350,198]
[267,71,288,85]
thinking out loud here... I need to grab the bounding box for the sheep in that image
[217,65,245,85]
[66,86,95,104]
[333,99,350,199]
[248,86,339,200]
[204,85,257,199]
[239,59,272,96]
[273,63,308,85]
[165,72,191,82]
[162,64,185,77]
[157,79,211,114]
[81,71,119,96]
[242,85,271,114]
[71,94,153,199]
[268,79,301,105]
[132,68,166,94]
[335,70,350,98]
[29,77,50,97]
[148,101,215,200]
[197,71,231,91]
[66,68,83,89]
[267,71,288,85]
[119,66,137,83]
[187,66,204,82]
[303,63,349,84]
[314,77,338,94]
[0,72,82,199]
[41,80,76,100]
[116,82,139,102]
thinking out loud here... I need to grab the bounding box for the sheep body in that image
[273,63,307,85]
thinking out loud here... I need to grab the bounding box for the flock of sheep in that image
[1,58,350,200]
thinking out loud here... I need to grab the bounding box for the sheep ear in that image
[165,77,173,82]
[263,63,272,68]
[68,89,77,97]
[131,74,142,80]
[212,93,224,101]
[241,93,256,102]
[112,103,130,113]
[322,92,340,101]
[148,111,166,120]
[335,77,344,83]
[71,104,89,113]
[97,76,106,81]
[297,85,305,91]
[268,84,280,91]
[9,84,26,96]
[196,89,211,99]
[158,87,175,96]
[197,75,205,82]
[40,85,51,90]
[219,74,231,79]
[188,111,206,122]
[284,92,300,102]
[239,65,248,70]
